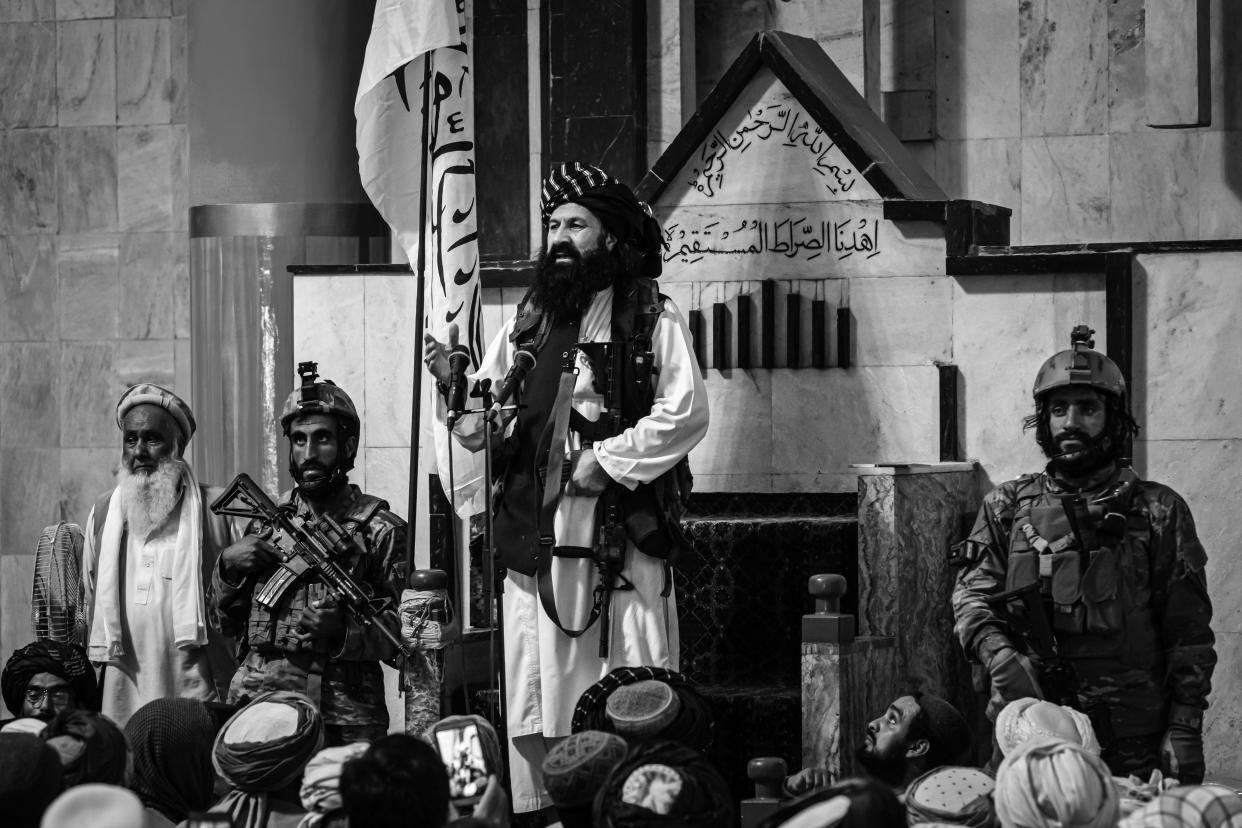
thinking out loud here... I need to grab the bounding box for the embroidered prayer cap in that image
[594,740,734,828]
[1,640,99,717]
[572,666,714,754]
[540,162,665,276]
[543,731,628,807]
[0,732,64,828]
[39,783,147,828]
[996,697,1100,758]
[994,738,1118,828]
[298,742,369,826]
[905,766,997,827]
[758,777,908,828]
[1117,784,1242,828]
[116,383,196,443]
[42,710,130,787]
[606,680,683,738]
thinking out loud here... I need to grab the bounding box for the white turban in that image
[996,697,1101,757]
[994,738,1118,828]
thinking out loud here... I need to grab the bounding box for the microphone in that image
[488,350,537,421]
[445,324,471,427]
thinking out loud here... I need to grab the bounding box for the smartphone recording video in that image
[435,721,489,807]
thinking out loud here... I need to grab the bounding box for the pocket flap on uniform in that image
[1050,551,1083,604]
[1083,546,1120,602]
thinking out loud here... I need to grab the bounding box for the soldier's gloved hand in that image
[220,535,279,580]
[1161,704,1206,784]
[294,596,346,643]
[566,447,613,497]
[987,646,1044,703]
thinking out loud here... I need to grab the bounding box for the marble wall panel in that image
[646,0,692,159]
[880,0,934,92]
[0,554,37,702]
[170,122,187,229]
[1145,0,1210,127]
[856,468,979,706]
[0,342,59,446]
[847,275,952,366]
[951,273,1062,488]
[934,0,1020,139]
[692,0,766,106]
[172,231,187,337]
[0,447,58,557]
[58,126,117,233]
[1107,0,1146,133]
[59,446,115,526]
[1140,439,1242,633]
[115,338,173,387]
[933,138,1021,239]
[1132,252,1242,441]
[1,128,58,233]
[1109,132,1199,242]
[55,0,112,17]
[0,234,58,341]
[169,14,185,122]
[57,18,115,126]
[771,366,942,493]
[1195,131,1242,239]
[688,368,771,478]
[1050,272,1108,347]
[0,22,56,126]
[689,473,773,493]
[365,447,411,522]
[769,0,877,105]
[119,231,177,338]
[117,125,173,230]
[116,0,167,17]
[0,1,55,21]
[117,18,170,125]
[1020,135,1110,246]
[802,638,899,778]
[60,341,117,447]
[1019,0,1108,136]
[173,336,189,405]
[364,274,416,448]
[1207,0,1242,132]
[1204,630,1242,779]
[58,233,119,339]
[291,274,367,447]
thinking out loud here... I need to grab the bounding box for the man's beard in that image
[854,743,910,787]
[290,457,348,500]
[1047,429,1115,478]
[530,241,623,322]
[117,457,187,539]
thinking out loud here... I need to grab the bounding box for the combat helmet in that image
[280,361,360,434]
[1032,325,1125,400]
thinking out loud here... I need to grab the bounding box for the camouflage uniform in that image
[952,463,1216,778]
[211,484,406,744]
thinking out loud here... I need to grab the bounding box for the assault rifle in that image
[210,473,413,659]
[985,582,1078,708]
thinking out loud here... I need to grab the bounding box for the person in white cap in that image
[81,383,239,726]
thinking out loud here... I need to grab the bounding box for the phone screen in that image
[435,722,488,804]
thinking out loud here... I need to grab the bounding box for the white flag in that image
[356,0,484,514]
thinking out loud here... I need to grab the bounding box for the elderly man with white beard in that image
[81,383,238,726]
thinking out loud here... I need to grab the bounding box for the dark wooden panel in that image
[475,0,530,258]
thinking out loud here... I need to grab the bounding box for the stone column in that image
[855,463,981,712]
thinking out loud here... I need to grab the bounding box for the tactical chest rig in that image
[1000,467,1159,671]
[506,277,693,658]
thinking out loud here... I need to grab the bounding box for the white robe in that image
[450,288,710,811]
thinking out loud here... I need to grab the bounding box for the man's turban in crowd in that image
[540,162,664,277]
[573,667,714,754]
[594,740,735,828]
[995,697,1100,758]
[758,777,908,828]
[125,697,222,824]
[116,382,196,443]
[1118,784,1242,827]
[212,691,325,828]
[43,710,130,787]
[1,640,99,716]
[297,742,369,828]
[0,732,64,828]
[993,739,1118,828]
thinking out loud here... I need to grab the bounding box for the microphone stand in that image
[443,378,523,785]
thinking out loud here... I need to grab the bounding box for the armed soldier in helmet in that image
[210,364,407,745]
[952,326,1216,783]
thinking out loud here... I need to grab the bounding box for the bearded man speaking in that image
[82,384,239,726]
[424,163,709,813]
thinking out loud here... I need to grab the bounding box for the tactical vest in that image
[245,492,386,655]
[1002,468,1160,669]
[502,277,694,571]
